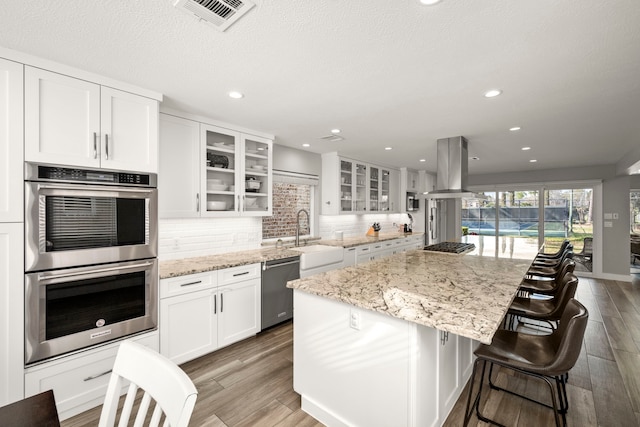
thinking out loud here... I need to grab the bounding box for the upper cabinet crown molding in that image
[24,67,159,173]
[159,107,274,141]
[0,46,161,101]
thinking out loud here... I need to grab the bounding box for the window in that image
[463,186,594,267]
[632,190,640,234]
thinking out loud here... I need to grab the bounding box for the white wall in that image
[602,175,631,275]
[272,144,321,176]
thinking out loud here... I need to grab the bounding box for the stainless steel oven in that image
[25,258,158,364]
[25,163,157,272]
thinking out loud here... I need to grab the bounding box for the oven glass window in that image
[45,272,146,340]
[45,196,146,251]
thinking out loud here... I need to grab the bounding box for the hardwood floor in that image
[63,274,640,426]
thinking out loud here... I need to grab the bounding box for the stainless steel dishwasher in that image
[261,256,300,330]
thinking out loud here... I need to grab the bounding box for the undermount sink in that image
[289,245,344,270]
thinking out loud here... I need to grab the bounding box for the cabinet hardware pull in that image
[214,294,217,314]
[84,369,112,381]
[105,134,109,160]
[220,293,224,312]
[93,132,98,159]
[196,193,200,212]
[38,261,153,282]
[233,271,250,277]
[180,280,202,287]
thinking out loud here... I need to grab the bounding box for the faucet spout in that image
[296,209,310,247]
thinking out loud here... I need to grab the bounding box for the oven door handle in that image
[35,182,155,194]
[37,261,155,283]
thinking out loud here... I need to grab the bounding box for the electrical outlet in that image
[350,309,361,330]
[613,213,619,220]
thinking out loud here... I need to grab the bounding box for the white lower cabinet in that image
[218,278,261,348]
[0,223,23,406]
[160,264,261,365]
[24,332,158,421]
[438,331,460,418]
[161,286,219,365]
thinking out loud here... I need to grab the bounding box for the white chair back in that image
[98,340,197,427]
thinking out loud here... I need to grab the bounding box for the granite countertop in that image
[287,250,533,344]
[320,232,424,248]
[159,247,301,279]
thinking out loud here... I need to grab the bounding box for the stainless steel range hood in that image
[423,136,486,199]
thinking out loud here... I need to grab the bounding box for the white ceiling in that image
[1,0,639,175]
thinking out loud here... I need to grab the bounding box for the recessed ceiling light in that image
[521,147,531,151]
[484,89,502,98]
[510,126,521,131]
[470,156,480,160]
[385,147,392,151]
[529,159,537,163]
[228,91,244,99]
[302,143,310,147]
[331,129,341,134]
[419,159,426,162]
[419,0,441,5]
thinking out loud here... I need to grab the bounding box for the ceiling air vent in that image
[320,135,345,143]
[174,0,255,32]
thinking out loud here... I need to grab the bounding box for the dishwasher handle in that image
[264,259,300,270]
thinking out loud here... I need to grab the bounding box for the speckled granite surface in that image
[319,232,424,248]
[159,248,300,279]
[287,250,533,344]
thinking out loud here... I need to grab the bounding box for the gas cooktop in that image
[423,242,476,254]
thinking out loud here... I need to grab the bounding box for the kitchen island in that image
[287,249,533,427]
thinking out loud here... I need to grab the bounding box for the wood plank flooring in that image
[62,274,640,427]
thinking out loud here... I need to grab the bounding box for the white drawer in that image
[218,263,261,286]
[25,332,158,421]
[356,244,371,254]
[160,271,217,299]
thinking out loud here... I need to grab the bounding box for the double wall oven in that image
[24,163,158,365]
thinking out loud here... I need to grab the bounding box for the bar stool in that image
[463,299,588,427]
[519,259,575,296]
[507,272,578,331]
[527,250,573,279]
[535,240,571,261]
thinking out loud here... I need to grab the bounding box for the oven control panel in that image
[28,164,155,187]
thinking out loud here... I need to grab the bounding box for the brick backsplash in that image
[262,182,310,239]
[159,217,262,260]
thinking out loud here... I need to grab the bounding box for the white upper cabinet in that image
[201,124,272,217]
[159,114,201,218]
[322,152,399,215]
[25,67,158,173]
[0,58,23,223]
[99,86,158,173]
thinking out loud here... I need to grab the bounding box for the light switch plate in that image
[604,221,613,228]
[604,213,613,220]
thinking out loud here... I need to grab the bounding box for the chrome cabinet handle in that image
[233,271,250,277]
[105,134,109,159]
[214,294,217,314]
[180,280,202,287]
[196,193,200,212]
[93,132,98,159]
[84,369,112,381]
[220,293,224,312]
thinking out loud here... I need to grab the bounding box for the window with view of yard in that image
[462,187,593,270]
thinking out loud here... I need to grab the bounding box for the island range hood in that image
[423,136,486,199]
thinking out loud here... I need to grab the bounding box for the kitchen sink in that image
[289,245,344,270]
